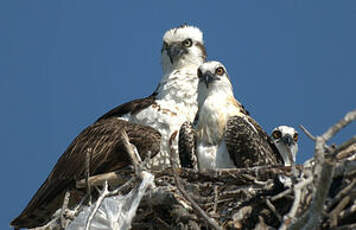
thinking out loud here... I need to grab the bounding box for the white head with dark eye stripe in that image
[271,126,299,166]
[197,61,233,105]
[161,25,206,73]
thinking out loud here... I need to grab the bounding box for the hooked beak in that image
[167,43,187,64]
[282,134,293,146]
[200,71,220,88]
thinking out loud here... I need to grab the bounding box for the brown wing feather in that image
[96,93,157,121]
[224,116,283,168]
[11,118,160,229]
[178,121,198,170]
[245,116,284,164]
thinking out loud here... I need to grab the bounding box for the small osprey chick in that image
[179,61,284,169]
[271,125,299,166]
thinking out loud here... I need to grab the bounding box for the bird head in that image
[197,61,234,108]
[197,61,233,89]
[161,25,206,73]
[271,125,299,166]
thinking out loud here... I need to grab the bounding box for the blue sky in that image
[1,1,355,229]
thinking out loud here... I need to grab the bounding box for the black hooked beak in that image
[282,134,293,146]
[201,71,220,88]
[167,43,187,64]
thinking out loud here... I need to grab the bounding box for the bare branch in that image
[329,196,351,227]
[327,179,356,211]
[266,198,282,222]
[60,191,71,229]
[83,177,136,230]
[338,202,356,224]
[272,176,313,202]
[107,177,137,196]
[335,136,356,159]
[334,160,356,177]
[76,169,132,188]
[169,131,223,230]
[322,110,356,142]
[85,148,92,205]
[290,159,335,230]
[85,181,109,230]
[121,129,142,175]
[280,177,310,230]
[213,186,218,214]
[72,194,89,215]
[285,110,356,229]
[299,125,317,141]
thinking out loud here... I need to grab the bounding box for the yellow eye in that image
[182,39,193,47]
[293,133,299,142]
[197,69,202,78]
[215,67,225,76]
[272,130,282,139]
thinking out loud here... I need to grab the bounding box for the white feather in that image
[119,25,205,169]
[271,125,298,166]
[163,26,203,46]
[195,61,244,169]
[129,68,199,168]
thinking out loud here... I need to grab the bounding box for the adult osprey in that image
[179,61,284,170]
[11,24,206,229]
[99,24,206,168]
[11,119,160,229]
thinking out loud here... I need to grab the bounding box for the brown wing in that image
[178,121,198,170]
[245,116,284,164]
[11,118,160,229]
[224,116,283,168]
[96,93,157,121]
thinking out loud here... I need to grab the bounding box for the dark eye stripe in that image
[197,69,202,78]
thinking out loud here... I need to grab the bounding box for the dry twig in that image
[60,191,71,229]
[85,181,109,230]
[299,125,317,141]
[288,110,356,230]
[169,132,223,230]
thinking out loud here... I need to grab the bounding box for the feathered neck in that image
[155,63,201,100]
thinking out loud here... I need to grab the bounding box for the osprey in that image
[11,25,206,229]
[179,61,284,170]
[11,119,160,229]
[99,24,206,168]
[270,125,299,166]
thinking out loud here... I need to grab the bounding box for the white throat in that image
[275,142,298,166]
[156,64,200,118]
[124,63,201,169]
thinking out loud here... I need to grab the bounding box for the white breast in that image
[120,67,199,169]
[196,93,241,169]
[215,140,236,168]
[197,140,235,169]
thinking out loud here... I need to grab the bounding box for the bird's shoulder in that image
[96,92,157,121]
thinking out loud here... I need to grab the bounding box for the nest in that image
[132,161,356,230]
[33,111,356,230]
